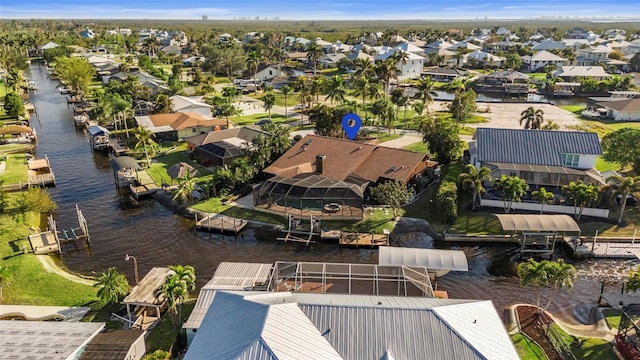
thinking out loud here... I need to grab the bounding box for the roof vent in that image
[390,166,397,171]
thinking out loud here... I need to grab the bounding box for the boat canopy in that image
[88,125,110,136]
[378,247,469,272]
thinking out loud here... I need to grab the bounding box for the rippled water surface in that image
[27,62,634,323]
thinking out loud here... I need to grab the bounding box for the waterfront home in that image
[170,95,213,119]
[109,70,168,95]
[184,290,518,360]
[185,126,267,167]
[484,40,518,54]
[373,47,425,81]
[475,70,529,94]
[422,67,468,83]
[553,65,610,81]
[254,135,436,219]
[531,39,566,51]
[134,112,227,141]
[464,49,504,68]
[575,45,612,66]
[595,97,640,121]
[522,50,568,72]
[469,128,603,188]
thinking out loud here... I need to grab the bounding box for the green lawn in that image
[603,309,622,330]
[0,153,28,185]
[323,209,398,234]
[248,92,302,108]
[551,324,617,360]
[0,207,97,306]
[231,113,289,126]
[595,156,619,172]
[146,301,195,353]
[365,131,402,143]
[145,151,213,186]
[511,333,546,360]
[403,141,429,154]
[191,198,286,225]
[559,105,584,115]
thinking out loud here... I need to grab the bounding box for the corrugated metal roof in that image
[185,291,518,360]
[0,320,104,360]
[495,214,581,232]
[183,263,272,329]
[435,301,520,360]
[475,128,601,166]
[378,247,469,272]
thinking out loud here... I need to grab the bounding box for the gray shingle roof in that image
[475,128,602,166]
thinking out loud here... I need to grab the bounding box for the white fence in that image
[480,199,610,218]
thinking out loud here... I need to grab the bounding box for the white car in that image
[293,104,305,110]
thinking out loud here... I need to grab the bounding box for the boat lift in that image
[277,214,321,246]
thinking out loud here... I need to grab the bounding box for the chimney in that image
[316,154,326,175]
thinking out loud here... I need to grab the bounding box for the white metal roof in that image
[183,263,272,329]
[434,301,520,360]
[495,214,581,232]
[185,291,519,360]
[378,247,469,272]
[0,320,104,359]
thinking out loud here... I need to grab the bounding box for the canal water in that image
[26,62,636,324]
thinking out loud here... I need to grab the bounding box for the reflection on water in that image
[26,62,634,324]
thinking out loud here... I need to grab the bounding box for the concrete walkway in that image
[504,304,610,339]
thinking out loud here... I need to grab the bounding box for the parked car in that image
[616,194,638,207]
[255,119,272,126]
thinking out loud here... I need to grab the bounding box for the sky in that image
[1,0,638,20]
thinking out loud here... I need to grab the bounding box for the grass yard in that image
[0,153,29,185]
[403,141,429,154]
[595,156,620,172]
[579,204,640,236]
[146,151,213,186]
[511,333,546,360]
[551,324,617,360]
[0,208,97,306]
[365,131,402,143]
[231,113,289,126]
[248,92,301,108]
[603,309,622,330]
[191,198,286,225]
[145,301,195,353]
[323,209,398,234]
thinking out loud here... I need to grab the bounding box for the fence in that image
[480,199,610,218]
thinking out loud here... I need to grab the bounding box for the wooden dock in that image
[129,170,160,199]
[110,139,130,156]
[339,232,389,248]
[27,156,56,187]
[28,231,59,254]
[195,214,248,234]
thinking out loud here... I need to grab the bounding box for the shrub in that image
[435,181,458,225]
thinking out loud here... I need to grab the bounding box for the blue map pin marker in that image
[342,113,361,141]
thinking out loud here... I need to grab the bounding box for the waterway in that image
[25,62,636,324]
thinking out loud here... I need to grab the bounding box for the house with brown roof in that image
[134,112,228,141]
[596,97,640,121]
[253,135,436,219]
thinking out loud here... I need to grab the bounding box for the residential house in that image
[396,41,427,55]
[595,96,640,121]
[326,40,352,54]
[134,112,227,141]
[553,65,610,81]
[182,56,206,67]
[251,64,282,81]
[469,128,603,188]
[170,95,213,119]
[484,41,518,54]
[475,70,529,94]
[575,45,612,66]
[531,39,566,51]
[464,49,504,68]
[423,39,455,55]
[254,135,435,219]
[184,290,519,360]
[320,53,346,68]
[522,50,568,71]
[80,28,95,39]
[447,41,482,52]
[422,67,468,83]
[185,126,268,167]
[109,70,168,95]
[373,47,425,81]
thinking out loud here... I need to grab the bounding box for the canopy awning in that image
[88,125,110,136]
[495,214,581,232]
[109,156,142,172]
[378,247,469,272]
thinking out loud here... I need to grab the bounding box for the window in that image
[561,153,580,167]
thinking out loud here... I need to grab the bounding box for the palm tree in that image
[5,67,23,93]
[374,58,398,96]
[173,172,197,204]
[458,165,491,210]
[169,265,196,292]
[391,50,410,82]
[532,187,554,214]
[520,106,545,130]
[562,180,600,221]
[280,85,292,118]
[262,92,276,119]
[246,50,261,92]
[94,267,129,305]
[542,259,576,312]
[354,57,375,79]
[517,258,549,312]
[414,76,438,115]
[325,75,347,105]
[606,175,640,224]
[154,274,188,325]
[493,175,529,213]
[141,36,159,57]
[306,42,324,75]
[133,126,159,167]
[154,94,173,114]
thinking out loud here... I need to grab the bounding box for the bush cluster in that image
[435,181,458,225]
